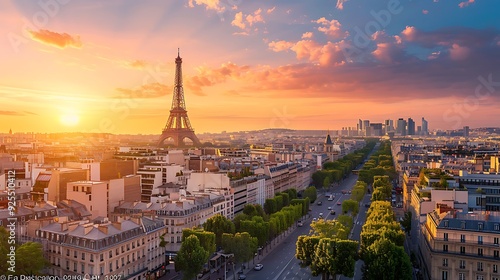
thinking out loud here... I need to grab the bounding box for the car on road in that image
[319,212,323,217]
[297,221,303,227]
[254,264,264,271]
[238,274,247,280]
[317,201,322,205]
[337,202,342,205]
[327,206,332,210]
[364,203,371,208]
[330,210,336,215]
[348,190,352,194]
[313,218,317,222]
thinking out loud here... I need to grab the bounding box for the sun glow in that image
[60,113,80,126]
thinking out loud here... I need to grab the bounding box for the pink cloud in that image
[422,10,429,14]
[267,7,276,14]
[232,9,265,31]
[29,29,82,49]
[188,0,226,12]
[458,0,474,8]
[449,43,470,60]
[302,32,313,39]
[314,17,347,39]
[186,62,250,95]
[232,12,246,29]
[115,83,170,98]
[268,40,295,52]
[336,0,349,10]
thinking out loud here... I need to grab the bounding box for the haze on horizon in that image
[1,0,500,135]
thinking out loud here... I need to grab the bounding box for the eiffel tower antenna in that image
[157,50,201,147]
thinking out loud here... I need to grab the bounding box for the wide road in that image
[241,162,371,280]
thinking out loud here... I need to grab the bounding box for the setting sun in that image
[60,114,80,126]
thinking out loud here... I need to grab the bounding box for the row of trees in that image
[341,180,368,216]
[296,219,358,279]
[312,140,378,189]
[176,196,308,279]
[360,142,412,280]
[360,201,412,280]
[358,141,397,185]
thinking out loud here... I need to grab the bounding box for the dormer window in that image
[461,221,466,229]
[443,220,449,227]
[495,224,500,231]
[478,223,483,230]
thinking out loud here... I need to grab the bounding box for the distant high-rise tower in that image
[407,118,415,135]
[421,117,428,135]
[397,118,407,136]
[158,50,201,147]
[463,126,470,137]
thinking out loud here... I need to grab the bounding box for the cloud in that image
[336,0,349,10]
[449,43,470,60]
[314,18,347,39]
[371,31,406,64]
[29,29,82,49]
[458,0,474,8]
[127,60,148,69]
[422,10,429,14]
[185,62,251,95]
[267,7,276,14]
[268,40,295,52]
[115,83,170,98]
[0,111,25,116]
[302,32,313,39]
[188,0,226,12]
[232,9,265,31]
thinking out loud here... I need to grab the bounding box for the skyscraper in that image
[397,118,407,136]
[407,118,415,135]
[422,117,428,135]
[384,119,394,134]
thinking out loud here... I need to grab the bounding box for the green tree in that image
[400,211,412,235]
[243,204,258,217]
[182,228,216,255]
[310,219,348,240]
[175,235,210,280]
[296,235,320,267]
[362,238,411,280]
[323,176,331,190]
[14,242,49,275]
[264,198,277,215]
[222,232,258,264]
[203,214,235,248]
[341,199,359,216]
[303,186,317,202]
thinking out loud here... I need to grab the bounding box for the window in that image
[459,260,466,269]
[444,233,448,241]
[461,234,466,243]
[495,224,499,231]
[81,263,85,274]
[494,264,498,273]
[478,248,483,256]
[478,236,483,244]
[442,270,448,280]
[100,254,103,261]
[476,276,483,280]
[478,223,483,230]
[461,246,466,254]
[461,221,466,229]
[458,273,466,280]
[442,258,448,267]
[477,262,483,271]
[443,244,448,252]
[495,250,499,258]
[82,253,85,260]
[494,237,499,245]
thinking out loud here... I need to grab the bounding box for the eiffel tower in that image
[157,50,201,147]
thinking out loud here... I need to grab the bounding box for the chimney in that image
[112,221,122,231]
[98,224,109,235]
[84,224,93,235]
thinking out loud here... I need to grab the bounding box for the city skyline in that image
[1,0,500,135]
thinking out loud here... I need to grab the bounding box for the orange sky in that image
[1,1,499,134]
